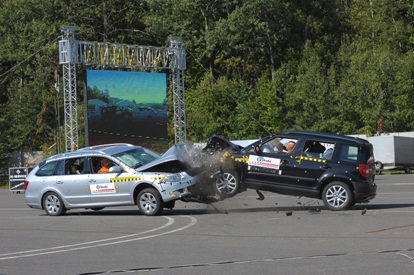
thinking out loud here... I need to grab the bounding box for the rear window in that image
[339,145,358,162]
[339,144,373,163]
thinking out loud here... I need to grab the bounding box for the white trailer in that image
[368,136,414,174]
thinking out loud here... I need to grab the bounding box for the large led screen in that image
[85,70,168,152]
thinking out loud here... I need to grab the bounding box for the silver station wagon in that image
[24,144,198,216]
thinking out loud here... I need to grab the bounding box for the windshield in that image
[112,148,161,169]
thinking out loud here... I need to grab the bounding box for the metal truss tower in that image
[58,26,186,151]
[170,37,186,144]
[59,26,78,152]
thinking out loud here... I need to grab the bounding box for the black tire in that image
[137,188,163,216]
[322,181,354,211]
[213,169,240,198]
[43,192,67,216]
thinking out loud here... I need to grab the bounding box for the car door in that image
[293,139,336,191]
[88,157,132,205]
[243,137,300,191]
[53,157,91,205]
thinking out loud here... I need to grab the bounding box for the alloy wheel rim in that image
[216,173,237,194]
[46,195,60,213]
[326,185,347,207]
[140,193,157,213]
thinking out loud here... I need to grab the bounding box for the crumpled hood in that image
[135,135,246,173]
[136,144,198,172]
[203,134,244,154]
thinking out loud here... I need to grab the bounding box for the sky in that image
[86,70,167,104]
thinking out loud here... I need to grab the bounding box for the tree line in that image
[1,0,414,164]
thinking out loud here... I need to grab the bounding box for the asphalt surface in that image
[1,174,414,275]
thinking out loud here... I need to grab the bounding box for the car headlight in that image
[166,172,188,182]
[166,173,182,181]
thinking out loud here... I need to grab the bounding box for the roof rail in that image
[78,143,134,151]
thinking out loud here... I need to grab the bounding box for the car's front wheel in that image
[322,181,354,211]
[213,169,240,198]
[137,188,163,216]
[43,192,67,216]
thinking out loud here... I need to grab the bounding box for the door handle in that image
[56,181,63,184]
[323,164,331,169]
[89,179,96,183]
[281,160,289,165]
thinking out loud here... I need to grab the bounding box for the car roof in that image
[41,143,141,164]
[279,130,370,145]
[78,143,138,155]
[242,130,370,150]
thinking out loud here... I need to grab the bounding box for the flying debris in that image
[256,189,265,201]
[308,208,321,213]
[361,208,367,215]
[286,211,293,216]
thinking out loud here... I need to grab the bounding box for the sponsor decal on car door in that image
[246,153,296,186]
[248,155,281,169]
[89,173,132,205]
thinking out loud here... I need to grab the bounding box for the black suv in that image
[206,130,377,210]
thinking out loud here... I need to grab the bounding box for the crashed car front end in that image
[136,139,247,203]
[152,171,195,202]
[136,144,214,202]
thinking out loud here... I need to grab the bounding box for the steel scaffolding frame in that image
[58,26,186,151]
[60,26,78,152]
[170,37,186,144]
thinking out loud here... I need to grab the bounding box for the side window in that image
[339,145,358,163]
[55,160,65,175]
[302,140,335,160]
[261,138,298,154]
[35,161,57,176]
[64,157,85,175]
[91,157,116,174]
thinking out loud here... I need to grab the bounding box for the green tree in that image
[0,0,65,152]
[215,0,292,81]
[63,0,151,44]
[186,73,250,141]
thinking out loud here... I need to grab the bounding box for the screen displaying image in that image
[85,70,168,152]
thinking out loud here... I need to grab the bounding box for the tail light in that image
[24,180,29,191]
[358,164,370,179]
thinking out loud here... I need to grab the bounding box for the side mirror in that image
[109,165,122,173]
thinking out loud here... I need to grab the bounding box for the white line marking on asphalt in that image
[396,252,414,263]
[0,216,197,261]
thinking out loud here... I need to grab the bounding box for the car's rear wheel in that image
[137,188,163,216]
[322,181,354,211]
[43,192,67,216]
[213,169,240,198]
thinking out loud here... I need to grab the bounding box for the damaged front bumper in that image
[169,187,192,201]
[156,172,199,202]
